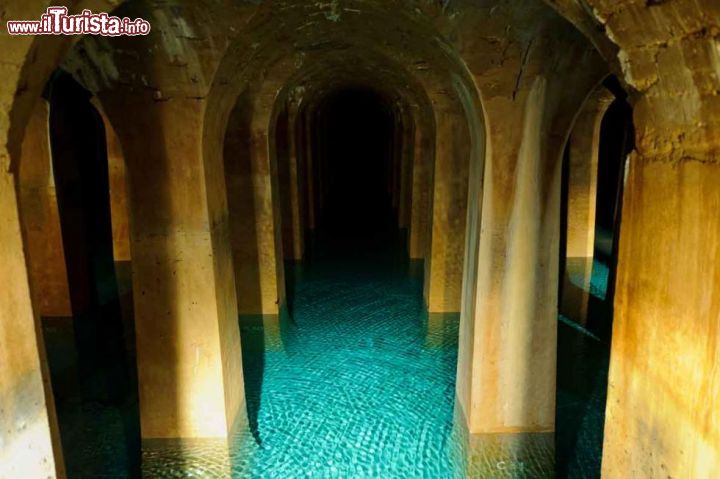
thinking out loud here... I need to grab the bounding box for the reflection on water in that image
[43,234,610,478]
[424,312,461,350]
[567,259,610,301]
[450,408,554,478]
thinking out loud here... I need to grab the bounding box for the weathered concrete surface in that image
[408,114,434,260]
[224,91,286,316]
[397,105,415,231]
[299,108,317,232]
[92,101,131,263]
[277,101,305,261]
[460,76,561,433]
[605,149,720,478]
[561,88,614,322]
[17,100,72,318]
[424,106,471,313]
[1,0,125,175]
[101,93,244,439]
[0,168,65,478]
[2,0,720,475]
[584,1,720,475]
[453,2,608,433]
[0,1,120,475]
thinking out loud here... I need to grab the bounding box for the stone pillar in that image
[423,105,470,313]
[0,160,65,478]
[566,2,720,474]
[91,99,131,265]
[599,51,720,479]
[457,77,559,434]
[105,112,131,264]
[561,88,613,322]
[103,94,244,439]
[602,147,720,477]
[90,101,134,357]
[279,102,305,261]
[302,109,317,231]
[408,117,433,259]
[225,94,285,316]
[397,108,415,231]
[454,14,610,433]
[17,99,72,318]
[390,118,402,216]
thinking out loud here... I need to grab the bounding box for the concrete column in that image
[17,99,72,318]
[315,108,329,215]
[602,147,720,477]
[103,94,244,439]
[279,102,305,261]
[408,118,433,259]
[225,94,286,316]
[450,402,553,478]
[0,164,65,478]
[390,119,402,215]
[90,99,131,265]
[561,88,613,322]
[397,108,415,231]
[302,109,317,231]
[91,101,134,356]
[104,111,131,264]
[457,77,559,434]
[600,83,720,479]
[423,105,470,313]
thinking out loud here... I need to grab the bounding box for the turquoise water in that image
[44,231,609,478]
[142,233,466,477]
[244,237,460,477]
[566,259,610,301]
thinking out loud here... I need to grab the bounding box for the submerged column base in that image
[451,403,554,478]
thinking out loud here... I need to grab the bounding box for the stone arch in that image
[205,25,488,318]
[2,1,718,476]
[0,3,133,477]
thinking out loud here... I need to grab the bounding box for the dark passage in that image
[236,88,463,473]
[555,77,635,479]
[311,87,396,236]
[595,92,634,307]
[44,70,140,478]
[242,86,418,457]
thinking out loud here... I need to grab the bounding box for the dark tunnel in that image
[310,87,397,236]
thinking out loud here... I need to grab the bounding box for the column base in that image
[451,402,555,478]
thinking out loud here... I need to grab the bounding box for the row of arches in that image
[1,0,718,477]
[18,55,621,479]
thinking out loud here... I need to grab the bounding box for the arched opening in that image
[28,70,140,477]
[3,1,717,477]
[595,94,635,313]
[556,76,635,478]
[273,85,403,321]
[218,77,478,475]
